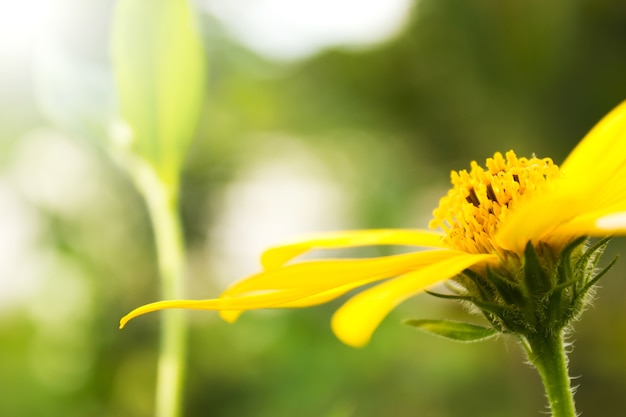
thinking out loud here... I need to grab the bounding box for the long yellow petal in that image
[260,229,446,269]
[495,185,580,253]
[275,276,386,308]
[560,100,626,214]
[556,100,626,212]
[123,285,369,328]
[223,250,457,298]
[550,204,626,237]
[120,289,312,328]
[219,249,460,323]
[330,253,497,348]
[497,101,626,252]
[560,100,626,187]
[123,249,465,327]
[219,275,388,323]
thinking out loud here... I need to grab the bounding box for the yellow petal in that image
[121,289,311,328]
[276,276,384,308]
[497,101,626,252]
[219,249,459,322]
[218,307,243,323]
[125,249,464,327]
[220,274,395,323]
[219,286,361,323]
[550,205,626,237]
[223,249,457,298]
[330,252,497,348]
[560,100,626,213]
[495,185,580,252]
[560,100,626,188]
[260,229,446,269]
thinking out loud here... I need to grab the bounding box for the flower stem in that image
[522,331,577,417]
[137,167,187,417]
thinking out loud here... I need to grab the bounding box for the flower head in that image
[121,101,626,347]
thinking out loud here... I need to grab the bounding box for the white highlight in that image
[110,119,134,148]
[201,0,414,60]
[207,138,349,286]
[0,181,43,310]
[0,0,67,59]
[596,212,626,230]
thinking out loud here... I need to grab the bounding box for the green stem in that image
[522,331,577,417]
[136,165,187,417]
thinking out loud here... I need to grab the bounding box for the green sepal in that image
[546,239,583,330]
[579,255,619,298]
[523,241,551,296]
[556,236,586,286]
[486,267,525,306]
[405,319,498,343]
[575,237,611,274]
[424,290,473,301]
[425,290,507,328]
[462,269,494,301]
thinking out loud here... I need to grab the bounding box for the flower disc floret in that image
[430,151,561,257]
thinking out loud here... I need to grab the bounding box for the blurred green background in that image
[2,0,626,416]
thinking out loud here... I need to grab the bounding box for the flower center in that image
[429,151,561,257]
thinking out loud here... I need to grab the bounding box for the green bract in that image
[430,238,616,338]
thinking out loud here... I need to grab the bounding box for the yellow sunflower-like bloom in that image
[121,101,626,348]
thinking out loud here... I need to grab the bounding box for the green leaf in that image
[405,319,498,343]
[111,0,206,190]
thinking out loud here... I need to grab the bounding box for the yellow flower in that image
[120,101,626,347]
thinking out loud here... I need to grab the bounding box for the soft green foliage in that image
[111,0,206,190]
[405,319,498,343]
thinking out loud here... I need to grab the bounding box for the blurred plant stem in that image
[112,0,205,412]
[135,164,187,417]
[522,332,576,417]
